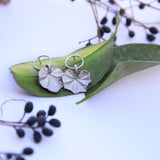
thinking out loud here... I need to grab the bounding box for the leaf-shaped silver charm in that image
[62,69,92,94]
[39,66,63,93]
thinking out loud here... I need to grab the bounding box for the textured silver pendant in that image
[62,55,92,94]
[33,55,63,93]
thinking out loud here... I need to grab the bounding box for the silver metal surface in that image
[39,65,63,93]
[62,69,92,94]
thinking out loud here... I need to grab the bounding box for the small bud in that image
[42,127,53,136]
[119,9,125,16]
[37,110,46,117]
[100,16,107,25]
[23,148,34,155]
[48,105,56,116]
[33,131,42,143]
[26,116,36,126]
[149,27,158,34]
[37,116,46,127]
[24,102,33,113]
[49,119,61,127]
[16,129,25,138]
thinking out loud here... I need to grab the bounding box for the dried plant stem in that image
[88,0,101,42]
[0,120,40,130]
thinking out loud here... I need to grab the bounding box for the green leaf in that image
[77,44,160,104]
[10,33,116,97]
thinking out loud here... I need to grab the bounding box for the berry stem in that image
[0,120,40,130]
[79,35,97,44]
[19,112,26,122]
[88,0,101,42]
[129,0,135,22]
[81,0,160,44]
[136,0,160,11]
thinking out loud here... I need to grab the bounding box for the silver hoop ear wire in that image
[65,54,84,70]
[0,99,27,117]
[33,55,52,70]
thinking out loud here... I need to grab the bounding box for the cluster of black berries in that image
[0,101,61,160]
[146,26,158,42]
[99,16,111,37]
[0,147,33,160]
[83,0,160,45]
[85,16,112,46]
[99,0,159,42]
[15,102,61,143]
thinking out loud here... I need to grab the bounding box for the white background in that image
[0,0,160,160]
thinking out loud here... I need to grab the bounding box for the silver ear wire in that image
[65,54,84,70]
[33,55,63,93]
[33,55,52,70]
[0,99,26,117]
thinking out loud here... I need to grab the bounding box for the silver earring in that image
[33,55,63,93]
[62,54,92,94]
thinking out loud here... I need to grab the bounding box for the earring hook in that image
[0,99,27,117]
[33,55,52,70]
[65,54,84,70]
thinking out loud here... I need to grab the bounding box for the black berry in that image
[86,42,91,46]
[99,27,104,37]
[48,105,56,116]
[126,18,132,26]
[23,148,34,155]
[100,16,107,25]
[49,119,61,127]
[112,17,116,25]
[109,0,115,4]
[37,116,46,127]
[24,102,33,113]
[42,127,53,136]
[26,116,36,126]
[16,129,25,138]
[16,156,25,160]
[33,131,42,143]
[146,34,155,41]
[128,30,135,38]
[139,3,145,9]
[149,27,158,34]
[6,154,12,159]
[37,110,46,117]
[102,26,111,33]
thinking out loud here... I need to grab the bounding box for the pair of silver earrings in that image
[33,55,92,94]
